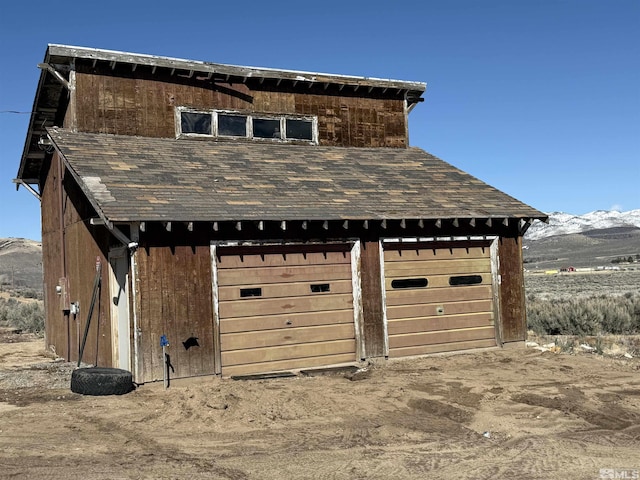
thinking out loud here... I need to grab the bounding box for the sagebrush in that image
[0,298,45,334]
[527,293,640,336]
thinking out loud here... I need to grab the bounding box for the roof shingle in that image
[49,128,546,224]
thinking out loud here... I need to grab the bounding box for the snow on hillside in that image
[525,209,640,240]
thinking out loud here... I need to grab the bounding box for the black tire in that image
[71,367,134,396]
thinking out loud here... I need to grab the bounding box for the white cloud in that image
[610,204,623,212]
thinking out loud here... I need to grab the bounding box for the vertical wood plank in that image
[498,236,526,342]
[360,241,386,357]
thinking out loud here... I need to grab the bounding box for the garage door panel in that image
[389,326,496,349]
[385,273,492,289]
[221,324,356,350]
[220,293,354,318]
[220,310,354,334]
[218,279,352,301]
[386,285,492,306]
[218,264,352,287]
[217,251,350,269]
[388,338,497,358]
[387,312,494,335]
[384,258,491,276]
[384,246,489,262]
[384,242,497,357]
[387,299,493,320]
[216,244,357,376]
[221,339,355,366]
[222,353,356,377]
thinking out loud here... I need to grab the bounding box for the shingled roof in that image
[48,128,546,226]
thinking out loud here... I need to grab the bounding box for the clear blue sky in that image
[1,0,638,240]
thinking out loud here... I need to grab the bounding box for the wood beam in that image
[37,63,70,90]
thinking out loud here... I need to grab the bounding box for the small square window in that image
[181,112,212,135]
[219,114,247,137]
[253,118,281,139]
[286,119,313,141]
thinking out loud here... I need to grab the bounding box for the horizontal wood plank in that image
[220,309,354,333]
[387,299,493,320]
[385,285,492,306]
[218,264,352,286]
[222,339,356,366]
[221,324,355,350]
[389,326,496,349]
[218,279,352,301]
[384,258,490,276]
[388,338,497,358]
[387,312,494,335]
[222,353,357,377]
[217,251,351,269]
[220,293,354,318]
[384,246,490,262]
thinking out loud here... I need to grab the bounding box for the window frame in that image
[176,107,318,144]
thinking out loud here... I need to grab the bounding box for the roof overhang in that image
[47,129,548,237]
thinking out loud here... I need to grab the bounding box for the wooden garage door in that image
[384,241,497,358]
[216,245,357,376]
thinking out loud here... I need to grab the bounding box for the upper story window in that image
[176,107,317,143]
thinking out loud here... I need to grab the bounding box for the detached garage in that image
[383,239,498,358]
[213,244,361,376]
[16,46,547,384]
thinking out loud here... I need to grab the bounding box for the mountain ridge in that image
[525,209,640,240]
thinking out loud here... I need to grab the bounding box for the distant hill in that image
[525,209,640,240]
[524,211,640,270]
[0,238,43,293]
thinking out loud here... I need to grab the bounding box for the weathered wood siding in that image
[134,242,215,383]
[498,236,527,343]
[40,154,67,359]
[73,67,407,147]
[62,171,113,367]
[40,153,113,365]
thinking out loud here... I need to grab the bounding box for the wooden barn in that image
[16,45,547,383]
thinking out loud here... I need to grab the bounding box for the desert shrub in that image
[0,298,45,334]
[527,294,640,336]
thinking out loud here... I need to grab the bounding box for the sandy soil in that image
[1,332,639,480]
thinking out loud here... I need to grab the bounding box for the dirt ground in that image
[1,332,639,480]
